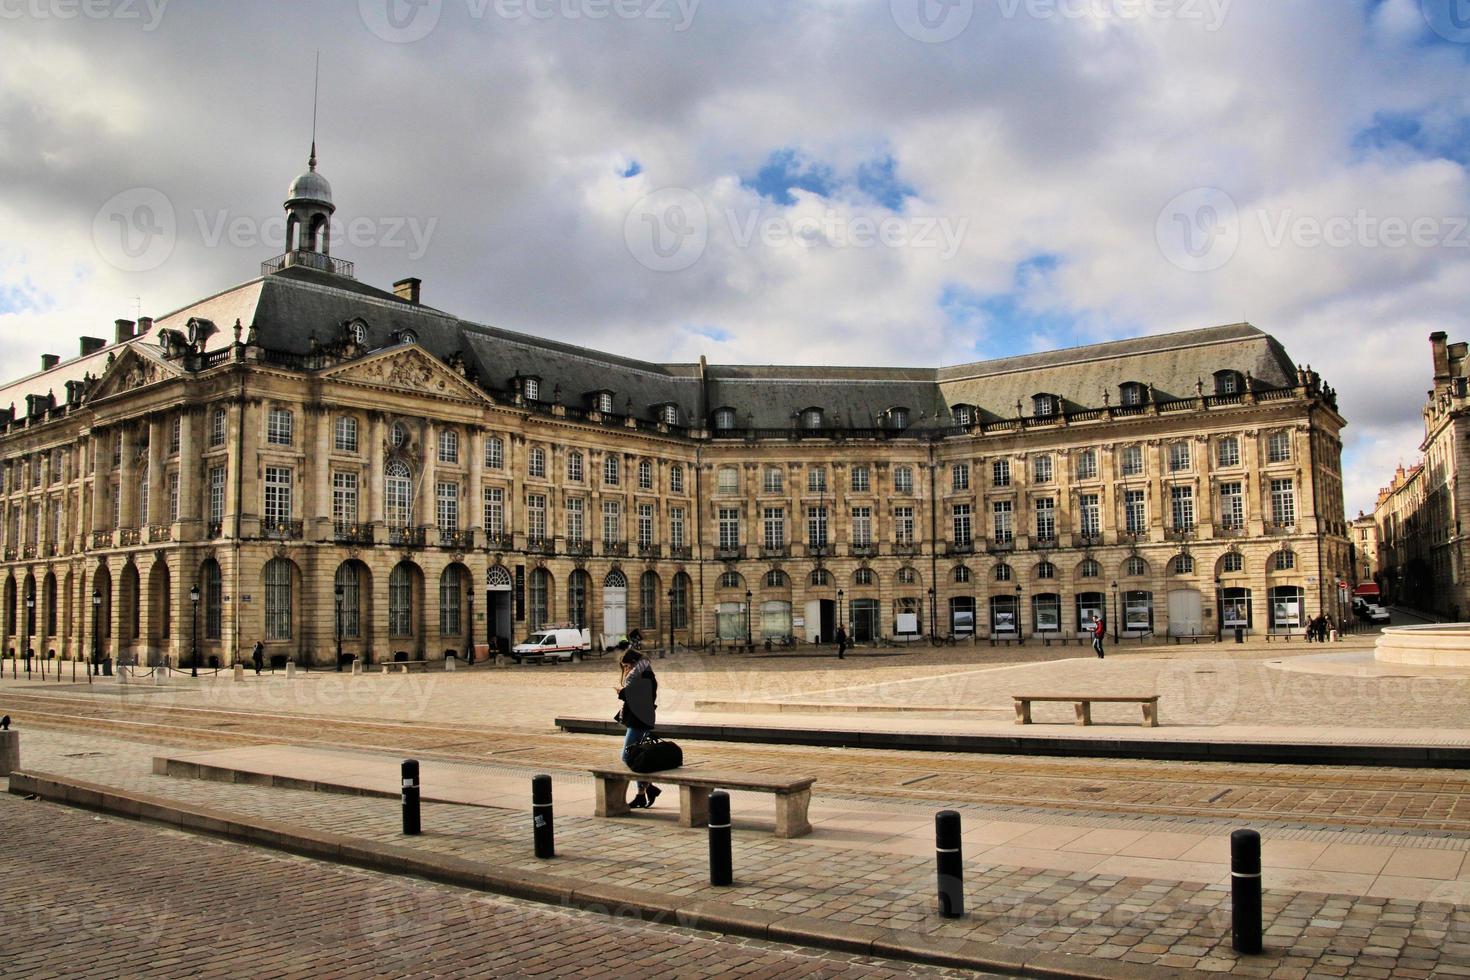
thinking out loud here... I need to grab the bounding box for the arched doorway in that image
[42,571,58,654]
[119,563,141,664]
[261,556,300,661]
[21,573,36,659]
[147,559,171,666]
[567,569,591,631]
[485,565,513,656]
[528,567,553,632]
[2,575,14,652]
[638,570,660,635]
[388,560,423,657]
[602,568,628,642]
[334,560,372,664]
[438,563,470,658]
[92,565,113,663]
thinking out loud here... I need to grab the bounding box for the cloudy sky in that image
[2,0,1468,515]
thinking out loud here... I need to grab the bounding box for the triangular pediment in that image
[90,344,183,401]
[321,345,487,403]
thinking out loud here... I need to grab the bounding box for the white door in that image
[602,570,628,643]
[803,599,823,643]
[1167,589,1202,637]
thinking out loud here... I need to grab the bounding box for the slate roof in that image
[0,264,1307,431]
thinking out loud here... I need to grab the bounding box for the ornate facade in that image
[0,156,1353,667]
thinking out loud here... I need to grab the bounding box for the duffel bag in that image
[626,734,683,774]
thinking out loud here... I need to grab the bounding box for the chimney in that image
[393,277,422,304]
[1431,331,1450,382]
[137,316,154,335]
[115,319,136,344]
[41,354,60,371]
[80,336,106,356]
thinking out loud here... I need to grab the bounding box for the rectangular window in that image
[169,417,181,455]
[951,463,970,492]
[263,467,292,524]
[602,500,621,543]
[638,461,653,490]
[485,436,504,469]
[807,467,827,493]
[1121,446,1144,477]
[436,481,459,532]
[717,467,739,494]
[895,506,914,545]
[894,466,913,494]
[637,503,655,548]
[568,453,584,483]
[438,431,459,464]
[850,465,870,493]
[1077,450,1097,480]
[112,435,122,467]
[807,505,829,547]
[763,468,783,494]
[670,466,684,494]
[1169,442,1191,472]
[210,409,226,448]
[1268,431,1292,463]
[1033,455,1053,484]
[334,416,358,453]
[50,498,62,545]
[527,494,547,540]
[669,506,686,549]
[266,408,293,446]
[1271,478,1296,526]
[566,497,584,544]
[332,472,359,525]
[483,487,504,536]
[1035,497,1056,540]
[1217,438,1240,468]
[992,459,1011,487]
[528,449,546,479]
[951,504,971,546]
[111,483,120,528]
[763,508,785,550]
[1219,481,1244,529]
[1170,485,1195,531]
[603,455,620,486]
[852,506,873,546]
[1079,493,1100,537]
[1125,489,1147,534]
[167,472,180,522]
[718,507,740,550]
[992,500,1014,543]
[209,467,225,524]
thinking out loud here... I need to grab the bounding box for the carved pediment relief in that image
[322,347,487,403]
[90,346,179,400]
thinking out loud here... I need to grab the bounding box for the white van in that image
[511,627,592,664]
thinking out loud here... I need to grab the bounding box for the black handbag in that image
[625,734,683,774]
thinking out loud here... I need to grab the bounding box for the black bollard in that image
[532,774,555,859]
[401,759,421,836]
[936,810,965,918]
[708,790,732,886]
[1231,829,1262,954]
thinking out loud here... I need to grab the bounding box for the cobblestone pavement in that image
[0,790,982,979]
[11,730,1470,978]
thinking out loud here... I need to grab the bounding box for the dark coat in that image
[618,665,658,730]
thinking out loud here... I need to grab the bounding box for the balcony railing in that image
[892,542,920,556]
[944,540,974,556]
[804,544,832,558]
[334,522,374,545]
[566,539,593,557]
[849,542,879,558]
[669,545,693,560]
[1165,526,1196,542]
[1266,521,1298,535]
[484,533,514,552]
[526,536,553,554]
[1215,523,1247,537]
[1076,533,1103,548]
[437,528,473,550]
[118,528,141,546]
[388,525,426,548]
[262,520,304,541]
[602,540,629,558]
[21,545,36,560]
[261,249,355,279]
[637,543,661,559]
[986,538,1016,553]
[148,524,172,543]
[92,530,113,549]
[1033,534,1059,549]
[207,521,224,539]
[714,545,745,561]
[2,549,14,562]
[760,545,789,559]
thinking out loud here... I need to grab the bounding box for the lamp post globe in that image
[189,584,201,677]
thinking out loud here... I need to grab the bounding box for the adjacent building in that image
[0,154,1353,667]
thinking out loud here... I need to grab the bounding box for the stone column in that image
[177,410,200,533]
[314,408,332,540]
[117,427,136,529]
[368,413,385,529]
[146,418,165,529]
[421,422,437,532]
[468,429,484,545]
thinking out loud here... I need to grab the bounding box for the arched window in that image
[567,451,584,483]
[597,392,614,414]
[567,570,589,628]
[487,565,512,589]
[528,568,551,630]
[764,570,788,588]
[390,421,408,448]
[1032,393,1058,417]
[719,571,743,589]
[713,408,736,431]
[1223,552,1244,573]
[385,461,413,527]
[603,454,620,486]
[897,567,918,585]
[639,571,659,630]
[953,404,973,426]
[263,558,293,640]
[335,563,362,638]
[671,573,691,629]
[201,559,222,639]
[1036,561,1056,580]
[439,566,463,635]
[1079,558,1101,579]
[887,407,909,429]
[1120,382,1145,407]
[953,566,971,584]
[388,564,415,637]
[1125,556,1148,577]
[1172,554,1195,575]
[438,429,459,464]
[853,568,874,586]
[1273,550,1296,571]
[638,459,653,489]
[994,563,1013,582]
[810,569,832,586]
[334,416,358,453]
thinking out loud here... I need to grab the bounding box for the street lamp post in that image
[91,589,101,676]
[745,589,752,648]
[25,592,35,677]
[1111,581,1119,643]
[335,582,344,671]
[189,584,200,677]
[928,586,937,639]
[1214,576,1223,642]
[1014,583,1022,646]
[666,587,675,653]
[837,589,845,639]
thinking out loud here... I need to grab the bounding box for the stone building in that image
[0,155,1353,667]
[1373,331,1470,618]
[1350,512,1378,588]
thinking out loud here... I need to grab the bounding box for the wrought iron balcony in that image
[118,528,141,546]
[206,522,224,540]
[21,545,36,560]
[1165,526,1196,542]
[760,545,789,559]
[602,540,629,558]
[1215,522,1248,538]
[637,543,662,559]
[1076,533,1103,548]
[2,548,15,562]
[891,542,920,556]
[669,545,693,560]
[944,540,975,556]
[986,538,1016,554]
[526,536,554,554]
[437,528,473,549]
[484,533,514,552]
[261,249,355,279]
[1266,521,1298,536]
[566,539,593,557]
[804,543,832,558]
[334,522,374,545]
[1032,534,1059,550]
[715,545,745,561]
[388,525,426,548]
[849,542,879,558]
[262,520,304,541]
[92,530,113,549]
[148,524,172,543]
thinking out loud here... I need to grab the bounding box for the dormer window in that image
[522,377,540,401]
[1032,394,1059,418]
[1214,370,1245,395]
[952,405,973,427]
[344,320,368,345]
[660,404,679,425]
[398,329,417,346]
[713,408,735,431]
[886,407,910,429]
[1120,382,1145,406]
[596,392,614,414]
[802,408,824,430]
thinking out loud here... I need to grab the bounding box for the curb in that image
[10,769,1217,980]
[555,716,1470,769]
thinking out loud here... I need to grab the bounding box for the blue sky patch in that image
[1353,110,1470,165]
[621,160,643,178]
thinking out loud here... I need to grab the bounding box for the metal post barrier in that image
[1231,829,1262,954]
[401,759,421,836]
[532,774,554,859]
[708,790,732,886]
[936,810,964,918]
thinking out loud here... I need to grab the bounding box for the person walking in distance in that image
[251,640,265,675]
[1091,615,1106,659]
[835,624,849,660]
[616,648,661,809]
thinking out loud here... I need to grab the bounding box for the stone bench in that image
[1171,633,1211,644]
[1013,694,1160,728]
[588,767,815,839]
[381,660,431,674]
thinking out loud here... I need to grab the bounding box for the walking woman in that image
[616,648,661,809]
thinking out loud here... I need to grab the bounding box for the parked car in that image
[1362,603,1391,624]
[511,627,592,664]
